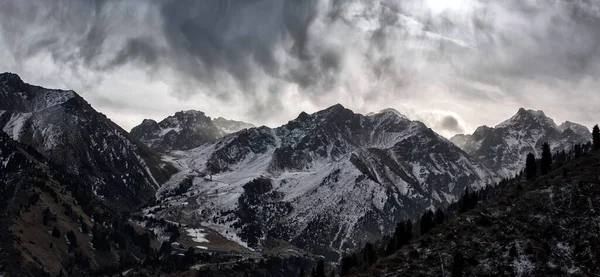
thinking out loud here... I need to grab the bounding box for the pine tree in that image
[574,144,583,158]
[452,252,464,277]
[363,243,377,266]
[525,153,536,180]
[405,221,412,242]
[419,210,435,235]
[470,191,478,209]
[593,124,600,150]
[52,227,61,238]
[67,230,77,248]
[540,143,552,175]
[459,189,470,213]
[435,208,445,225]
[313,260,326,277]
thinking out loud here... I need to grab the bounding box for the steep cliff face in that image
[451,108,591,178]
[148,104,498,260]
[0,73,175,208]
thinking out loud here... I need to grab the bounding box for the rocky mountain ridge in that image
[0,73,175,209]
[147,104,498,261]
[131,110,254,152]
[450,108,591,178]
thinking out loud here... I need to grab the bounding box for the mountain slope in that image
[0,130,169,277]
[148,104,498,260]
[131,111,254,152]
[450,108,591,178]
[355,148,600,277]
[0,73,175,208]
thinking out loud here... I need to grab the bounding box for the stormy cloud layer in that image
[1,0,599,137]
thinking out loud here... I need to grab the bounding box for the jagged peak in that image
[140,119,158,126]
[0,72,27,90]
[0,72,23,82]
[558,121,592,137]
[173,110,208,117]
[375,108,409,120]
[496,108,557,129]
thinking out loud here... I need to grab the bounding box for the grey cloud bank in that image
[0,0,599,137]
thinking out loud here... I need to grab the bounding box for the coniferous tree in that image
[452,252,464,277]
[405,221,412,242]
[312,260,326,277]
[574,144,583,158]
[540,143,552,175]
[459,189,470,213]
[419,210,435,235]
[363,242,377,266]
[81,222,88,234]
[470,191,478,209]
[593,124,600,150]
[435,208,445,225]
[52,227,61,238]
[67,230,77,248]
[525,153,537,180]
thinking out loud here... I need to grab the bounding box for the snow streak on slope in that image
[147,104,498,260]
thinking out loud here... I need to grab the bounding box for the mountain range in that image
[450,108,591,178]
[0,73,595,276]
[130,110,254,152]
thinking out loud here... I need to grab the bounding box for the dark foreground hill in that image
[354,149,600,276]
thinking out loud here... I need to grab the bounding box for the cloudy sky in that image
[1,0,599,137]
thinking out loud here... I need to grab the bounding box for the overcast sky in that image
[1,0,599,137]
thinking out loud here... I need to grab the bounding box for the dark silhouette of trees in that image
[52,227,61,238]
[525,153,536,180]
[593,124,600,150]
[420,210,435,236]
[540,143,552,175]
[67,230,78,251]
[435,208,445,225]
[312,260,326,277]
[362,242,377,267]
[452,252,464,277]
[574,144,583,158]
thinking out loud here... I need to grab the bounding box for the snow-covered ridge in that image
[0,72,174,208]
[131,110,255,152]
[149,103,498,260]
[496,108,558,129]
[0,73,76,112]
[451,108,591,178]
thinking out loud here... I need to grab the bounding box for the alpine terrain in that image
[131,110,254,152]
[450,108,591,178]
[146,104,498,260]
[0,73,176,208]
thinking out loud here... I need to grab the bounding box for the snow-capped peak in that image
[495,108,558,130]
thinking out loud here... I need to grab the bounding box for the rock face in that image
[450,108,591,178]
[0,73,175,208]
[149,104,498,260]
[131,111,254,152]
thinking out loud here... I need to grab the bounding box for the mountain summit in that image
[0,73,175,208]
[450,108,591,178]
[148,104,497,260]
[131,110,254,152]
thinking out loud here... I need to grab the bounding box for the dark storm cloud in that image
[1,0,599,133]
[439,115,464,133]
